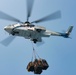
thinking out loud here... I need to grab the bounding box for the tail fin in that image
[65,26,73,37]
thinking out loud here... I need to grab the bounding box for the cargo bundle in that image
[26,48,49,74]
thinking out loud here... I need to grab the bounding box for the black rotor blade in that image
[0,11,22,23]
[0,36,15,46]
[32,10,61,23]
[26,0,34,21]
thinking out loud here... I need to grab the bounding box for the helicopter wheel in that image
[33,39,37,43]
[11,32,15,36]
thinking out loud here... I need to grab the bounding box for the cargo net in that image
[26,45,49,74]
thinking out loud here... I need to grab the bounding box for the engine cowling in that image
[35,26,46,32]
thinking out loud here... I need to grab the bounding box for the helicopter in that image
[0,0,73,46]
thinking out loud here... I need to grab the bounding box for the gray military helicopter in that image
[0,0,73,46]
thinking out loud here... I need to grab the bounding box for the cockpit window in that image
[29,25,35,27]
[21,25,35,27]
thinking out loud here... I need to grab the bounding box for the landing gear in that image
[11,32,15,35]
[33,39,38,43]
[11,31,19,36]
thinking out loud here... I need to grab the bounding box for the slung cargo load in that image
[27,62,34,72]
[26,47,49,74]
[34,59,42,74]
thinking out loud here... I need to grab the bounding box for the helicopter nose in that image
[4,26,10,31]
[4,26,12,33]
[4,26,8,30]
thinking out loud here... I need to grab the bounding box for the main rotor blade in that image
[0,11,22,23]
[26,0,34,21]
[0,36,15,46]
[32,10,61,23]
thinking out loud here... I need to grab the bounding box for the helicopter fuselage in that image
[4,22,73,43]
[4,23,51,43]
